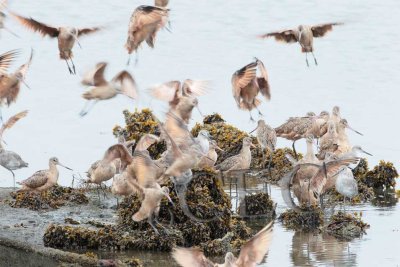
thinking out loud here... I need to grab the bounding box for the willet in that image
[231,58,271,121]
[0,49,33,121]
[125,5,169,65]
[194,130,212,155]
[215,137,255,173]
[259,23,343,66]
[0,110,28,188]
[335,166,358,212]
[10,12,100,74]
[196,140,222,169]
[80,63,137,116]
[17,157,72,192]
[127,179,172,234]
[172,221,273,267]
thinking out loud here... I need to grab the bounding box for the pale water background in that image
[0,0,399,266]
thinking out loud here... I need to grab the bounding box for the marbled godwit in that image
[173,221,273,267]
[0,49,33,121]
[0,110,28,187]
[80,63,137,116]
[215,137,255,173]
[155,0,169,7]
[259,23,343,66]
[317,121,339,160]
[117,134,135,154]
[197,140,222,169]
[231,58,271,121]
[335,119,363,155]
[125,5,169,65]
[275,111,317,158]
[17,157,72,192]
[335,166,358,212]
[250,119,276,179]
[309,111,330,141]
[127,179,172,234]
[330,106,341,126]
[10,12,100,74]
[86,158,121,185]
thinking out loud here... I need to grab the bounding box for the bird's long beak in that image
[250,143,257,148]
[361,149,373,156]
[249,126,258,134]
[18,77,31,89]
[331,167,346,177]
[164,193,174,206]
[59,163,73,171]
[74,35,82,48]
[215,145,223,152]
[347,125,363,136]
[196,105,204,117]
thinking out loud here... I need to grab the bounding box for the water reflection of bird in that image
[10,12,100,74]
[259,23,343,66]
[173,221,273,267]
[80,63,137,117]
[125,5,169,65]
[231,58,271,121]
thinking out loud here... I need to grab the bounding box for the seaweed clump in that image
[279,206,323,231]
[112,108,166,159]
[9,185,88,210]
[237,192,276,219]
[362,160,399,189]
[326,212,369,240]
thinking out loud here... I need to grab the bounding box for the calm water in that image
[1,0,400,266]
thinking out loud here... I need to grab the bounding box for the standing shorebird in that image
[80,62,137,116]
[17,157,72,192]
[125,5,169,65]
[173,221,273,267]
[0,110,28,188]
[275,112,317,158]
[197,140,223,169]
[317,121,339,160]
[215,137,256,173]
[250,119,277,176]
[231,58,271,121]
[10,12,100,74]
[335,166,358,212]
[0,49,33,122]
[259,23,343,66]
[335,119,363,155]
[86,158,121,186]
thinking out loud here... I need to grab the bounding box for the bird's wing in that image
[77,27,101,36]
[231,61,257,106]
[311,22,343,38]
[182,79,210,97]
[255,58,271,100]
[130,5,169,31]
[112,70,138,99]
[172,247,214,267]
[258,29,298,43]
[236,221,274,266]
[0,49,20,74]
[103,144,133,170]
[216,155,240,171]
[19,170,48,188]
[0,110,28,140]
[15,48,33,79]
[310,157,359,195]
[81,62,108,86]
[10,12,59,37]
[149,80,181,106]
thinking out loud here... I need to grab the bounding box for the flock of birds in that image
[0,0,372,266]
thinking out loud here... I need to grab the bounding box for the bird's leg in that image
[168,207,175,227]
[69,58,76,75]
[292,140,299,160]
[64,59,73,74]
[8,169,15,189]
[268,150,273,195]
[148,214,159,235]
[249,111,255,122]
[79,100,99,117]
[0,107,3,124]
[253,102,263,116]
[4,27,20,38]
[79,100,92,117]
[305,53,309,67]
[135,53,139,66]
[311,52,318,66]
[343,197,346,213]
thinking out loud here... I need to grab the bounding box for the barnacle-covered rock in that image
[200,232,233,256]
[113,108,166,159]
[9,185,88,210]
[237,192,276,219]
[362,161,398,189]
[326,212,369,240]
[352,158,369,180]
[279,206,323,231]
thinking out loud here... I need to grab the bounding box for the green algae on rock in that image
[237,192,276,219]
[113,108,166,159]
[326,211,369,240]
[9,185,88,211]
[279,206,323,231]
